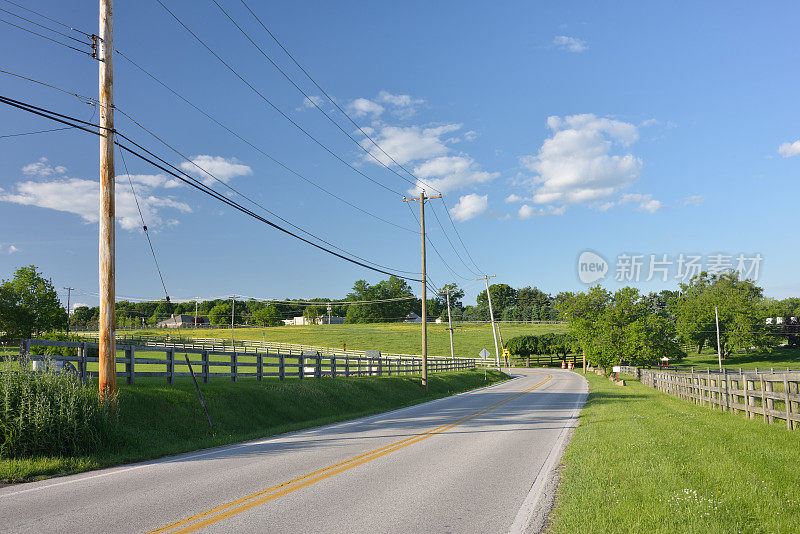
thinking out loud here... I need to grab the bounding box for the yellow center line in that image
[149,373,553,534]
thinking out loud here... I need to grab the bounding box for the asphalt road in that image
[0,369,588,534]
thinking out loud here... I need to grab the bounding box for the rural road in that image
[0,369,588,533]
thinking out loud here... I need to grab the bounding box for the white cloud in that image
[518,204,566,219]
[376,91,424,118]
[71,302,87,311]
[362,124,459,166]
[0,160,194,231]
[504,194,528,203]
[619,193,662,213]
[518,114,642,205]
[412,155,498,195]
[682,195,705,207]
[297,95,325,111]
[778,140,800,158]
[348,98,384,118]
[449,193,488,221]
[22,157,67,177]
[179,155,252,186]
[7,245,19,254]
[464,130,478,142]
[553,35,588,52]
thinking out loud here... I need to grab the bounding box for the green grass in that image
[549,371,800,533]
[108,322,567,359]
[672,346,800,371]
[0,369,507,484]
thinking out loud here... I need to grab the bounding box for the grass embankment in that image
[120,323,567,359]
[673,346,800,371]
[549,372,800,533]
[1,369,507,484]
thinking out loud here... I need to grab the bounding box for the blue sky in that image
[2,0,800,309]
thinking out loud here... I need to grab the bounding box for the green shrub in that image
[0,357,118,458]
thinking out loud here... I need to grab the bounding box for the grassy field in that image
[549,371,800,533]
[672,346,800,371]
[0,369,507,484]
[110,322,567,359]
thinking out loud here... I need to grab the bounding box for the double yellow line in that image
[149,373,552,533]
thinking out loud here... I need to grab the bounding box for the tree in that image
[672,271,771,357]
[345,276,415,323]
[252,305,283,327]
[0,283,32,338]
[477,284,516,318]
[303,306,321,325]
[208,302,242,326]
[1,265,66,336]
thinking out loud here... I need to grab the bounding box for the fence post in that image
[257,354,263,381]
[231,350,237,382]
[760,376,767,423]
[299,355,304,380]
[279,354,285,381]
[766,378,774,423]
[316,353,322,378]
[345,357,350,378]
[202,350,209,383]
[126,347,134,385]
[784,375,792,430]
[80,341,88,383]
[167,348,174,385]
[331,356,337,377]
[790,380,799,430]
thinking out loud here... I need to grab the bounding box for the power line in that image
[113,49,415,234]
[405,201,472,281]
[237,0,441,195]
[0,0,92,37]
[112,105,421,276]
[155,0,404,197]
[213,0,424,193]
[234,0,485,274]
[0,16,93,57]
[0,6,91,46]
[118,146,171,301]
[428,201,482,276]
[0,126,73,139]
[0,94,423,282]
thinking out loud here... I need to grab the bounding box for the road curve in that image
[0,370,587,533]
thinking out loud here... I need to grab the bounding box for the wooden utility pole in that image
[98,0,116,399]
[442,288,455,360]
[477,275,500,370]
[404,190,441,388]
[63,287,75,334]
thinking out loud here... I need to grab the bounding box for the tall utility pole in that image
[404,190,441,388]
[715,306,723,371]
[441,288,455,360]
[63,287,75,334]
[194,298,199,329]
[477,275,500,370]
[98,0,116,399]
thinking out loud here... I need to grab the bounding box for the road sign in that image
[479,348,490,359]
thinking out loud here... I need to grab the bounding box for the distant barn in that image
[157,314,209,328]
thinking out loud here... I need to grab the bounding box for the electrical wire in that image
[0,0,92,37]
[0,6,91,46]
[118,145,171,301]
[112,105,421,276]
[155,0,403,197]
[0,94,423,282]
[213,0,425,193]
[428,201,482,276]
[0,126,73,139]
[404,201,472,281]
[116,49,415,235]
[0,16,92,57]
[234,0,485,274]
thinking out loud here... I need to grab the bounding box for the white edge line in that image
[508,372,589,534]
[0,369,527,499]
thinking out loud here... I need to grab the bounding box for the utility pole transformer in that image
[98,0,116,399]
[477,275,500,370]
[404,190,441,388]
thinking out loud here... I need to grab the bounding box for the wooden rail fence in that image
[19,339,475,384]
[625,366,800,430]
